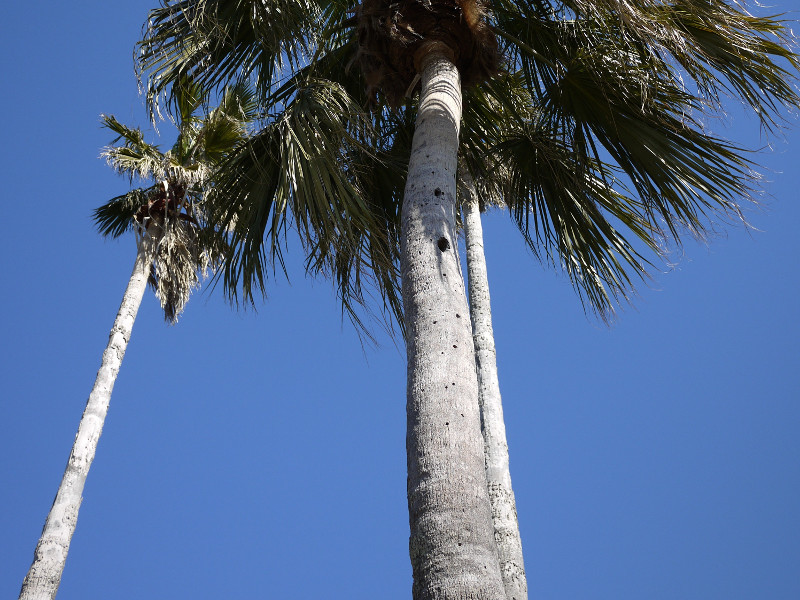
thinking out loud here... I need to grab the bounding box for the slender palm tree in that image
[18,82,254,600]
[459,169,526,598]
[137,2,799,598]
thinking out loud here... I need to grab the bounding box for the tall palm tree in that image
[361,8,799,595]
[460,169,527,598]
[18,82,254,600]
[137,2,799,598]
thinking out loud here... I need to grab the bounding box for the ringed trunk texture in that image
[19,237,153,600]
[400,46,506,600]
[463,190,527,600]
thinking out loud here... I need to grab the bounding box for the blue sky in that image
[1,2,799,599]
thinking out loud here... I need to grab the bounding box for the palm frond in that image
[217,80,260,122]
[194,86,256,163]
[461,80,654,318]
[492,125,655,318]
[209,78,401,332]
[570,0,800,130]
[546,48,757,241]
[171,73,209,125]
[475,0,799,316]
[93,189,150,238]
[100,115,167,181]
[148,218,221,322]
[495,0,799,131]
[332,106,412,336]
[138,0,325,115]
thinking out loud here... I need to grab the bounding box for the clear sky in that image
[1,3,799,599]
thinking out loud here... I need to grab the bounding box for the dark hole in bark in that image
[437,237,450,251]
[453,344,457,348]
[434,187,442,197]
[456,313,460,318]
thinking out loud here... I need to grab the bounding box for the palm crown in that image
[95,78,257,321]
[136,0,798,322]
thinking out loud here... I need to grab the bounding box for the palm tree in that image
[18,81,254,600]
[137,1,799,598]
[459,169,526,598]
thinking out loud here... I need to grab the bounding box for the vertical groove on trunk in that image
[19,237,153,600]
[463,186,528,600]
[401,46,506,600]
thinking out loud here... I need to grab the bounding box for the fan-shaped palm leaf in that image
[208,76,403,335]
[139,0,331,111]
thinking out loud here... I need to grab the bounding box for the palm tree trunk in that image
[463,186,527,600]
[19,236,153,600]
[400,43,506,600]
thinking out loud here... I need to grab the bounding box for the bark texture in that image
[463,189,527,600]
[401,46,506,600]
[19,237,152,600]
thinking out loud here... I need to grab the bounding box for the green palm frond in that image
[100,115,166,181]
[495,0,799,126]
[460,77,649,317]
[488,114,656,317]
[546,46,756,240]
[477,1,797,316]
[217,81,260,122]
[169,76,206,164]
[195,84,257,163]
[570,0,800,130]
[171,74,208,125]
[334,106,412,334]
[92,189,150,238]
[210,78,381,295]
[139,0,324,113]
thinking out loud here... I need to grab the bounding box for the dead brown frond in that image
[146,216,218,324]
[351,0,502,105]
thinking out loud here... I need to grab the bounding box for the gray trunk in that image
[401,45,507,600]
[19,236,153,600]
[463,187,528,600]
